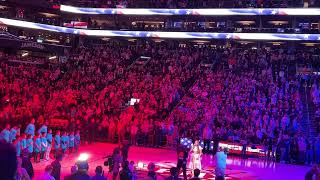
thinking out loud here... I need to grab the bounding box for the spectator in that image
[21,149,34,179]
[16,157,31,180]
[91,166,107,180]
[202,124,212,154]
[38,121,48,134]
[1,124,11,143]
[35,165,55,180]
[0,141,17,180]
[25,119,35,137]
[165,167,181,180]
[315,134,320,164]
[298,136,307,164]
[190,169,201,180]
[130,123,138,145]
[51,153,62,180]
[119,161,132,180]
[306,138,314,165]
[147,162,157,180]
[65,160,90,180]
[305,165,319,180]
[70,165,78,175]
[129,161,137,180]
[64,165,78,180]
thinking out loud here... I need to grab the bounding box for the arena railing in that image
[1,18,320,41]
[59,5,320,16]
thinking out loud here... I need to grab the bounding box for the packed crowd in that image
[95,45,203,146]
[313,87,320,135]
[0,44,133,126]
[170,49,299,141]
[49,0,318,8]
[169,49,320,165]
[1,44,320,169]
[0,43,204,147]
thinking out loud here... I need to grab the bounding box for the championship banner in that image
[60,5,320,16]
[0,18,320,41]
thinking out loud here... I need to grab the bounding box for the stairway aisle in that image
[299,85,317,137]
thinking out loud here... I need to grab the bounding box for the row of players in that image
[0,123,80,163]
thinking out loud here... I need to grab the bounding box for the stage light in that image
[140,56,151,59]
[137,162,144,169]
[22,52,28,57]
[78,153,89,161]
[46,39,60,43]
[49,56,56,59]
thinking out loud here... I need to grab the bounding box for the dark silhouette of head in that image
[95,166,103,175]
[169,167,178,177]
[122,161,129,170]
[56,152,63,161]
[113,147,120,155]
[0,141,17,180]
[193,169,200,177]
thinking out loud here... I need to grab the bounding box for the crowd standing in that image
[169,48,320,164]
[0,44,320,180]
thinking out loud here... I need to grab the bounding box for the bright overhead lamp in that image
[49,56,57,60]
[22,52,28,57]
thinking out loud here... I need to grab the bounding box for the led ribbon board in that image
[60,5,320,16]
[0,18,319,41]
